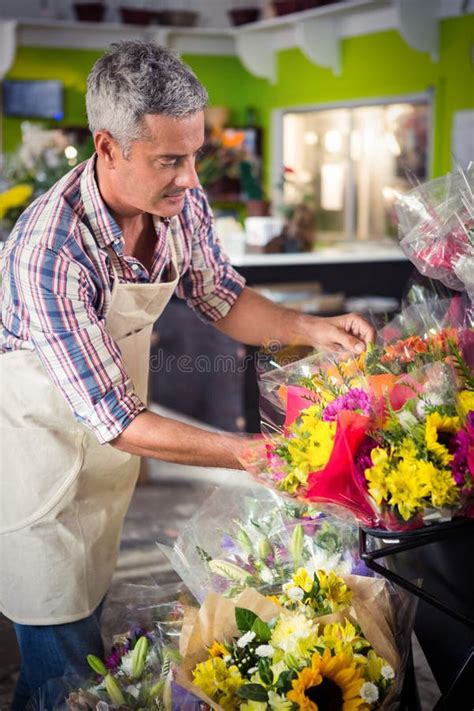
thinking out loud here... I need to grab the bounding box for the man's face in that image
[110,111,205,218]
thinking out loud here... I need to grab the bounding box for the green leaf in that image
[258,659,273,686]
[235,607,258,632]
[313,645,326,656]
[237,684,269,702]
[251,617,271,642]
[276,669,296,693]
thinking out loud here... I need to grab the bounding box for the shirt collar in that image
[80,154,122,248]
[80,154,171,248]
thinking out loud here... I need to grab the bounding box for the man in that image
[0,41,374,708]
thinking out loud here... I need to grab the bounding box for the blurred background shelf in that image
[1,0,470,76]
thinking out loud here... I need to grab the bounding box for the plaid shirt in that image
[0,155,245,443]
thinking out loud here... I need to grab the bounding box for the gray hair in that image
[86,41,208,155]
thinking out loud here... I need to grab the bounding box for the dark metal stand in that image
[359,520,474,710]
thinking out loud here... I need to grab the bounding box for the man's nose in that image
[175,157,200,190]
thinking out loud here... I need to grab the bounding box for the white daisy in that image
[255,644,274,658]
[237,630,256,648]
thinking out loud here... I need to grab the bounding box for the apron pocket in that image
[0,428,85,534]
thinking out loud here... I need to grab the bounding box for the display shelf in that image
[230,240,407,267]
[0,0,468,80]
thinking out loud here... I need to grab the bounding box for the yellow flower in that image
[287,649,364,710]
[364,449,390,506]
[267,690,294,709]
[242,688,294,711]
[363,650,384,683]
[320,620,370,657]
[293,567,314,593]
[288,412,336,474]
[240,701,267,711]
[397,438,418,460]
[316,570,352,612]
[192,657,244,707]
[385,461,429,521]
[266,594,282,606]
[271,612,319,659]
[208,640,229,658]
[0,184,33,219]
[424,412,459,466]
[458,390,474,420]
[279,415,336,493]
[427,464,459,508]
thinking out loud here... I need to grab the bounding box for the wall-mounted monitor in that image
[2,80,64,120]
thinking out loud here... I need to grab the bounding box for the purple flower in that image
[351,557,374,577]
[354,437,378,485]
[450,411,474,489]
[171,680,203,709]
[322,388,372,422]
[467,411,474,434]
[221,534,239,556]
[105,648,123,672]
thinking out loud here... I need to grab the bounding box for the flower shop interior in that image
[0,0,473,709]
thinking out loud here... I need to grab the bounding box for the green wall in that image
[2,13,473,182]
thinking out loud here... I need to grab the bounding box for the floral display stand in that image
[359,519,474,710]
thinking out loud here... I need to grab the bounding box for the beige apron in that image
[0,231,179,624]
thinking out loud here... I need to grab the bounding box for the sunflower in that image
[424,412,460,466]
[458,390,474,420]
[287,649,364,710]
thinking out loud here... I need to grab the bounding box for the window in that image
[277,97,431,242]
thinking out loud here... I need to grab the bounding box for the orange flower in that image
[367,374,398,399]
[208,641,229,658]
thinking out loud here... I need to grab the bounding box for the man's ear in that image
[94,131,121,169]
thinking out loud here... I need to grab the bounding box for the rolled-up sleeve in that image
[10,242,145,443]
[176,188,245,322]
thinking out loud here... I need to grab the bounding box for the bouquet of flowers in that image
[64,584,204,711]
[395,162,474,302]
[238,299,473,531]
[66,627,183,710]
[176,570,410,710]
[159,487,369,603]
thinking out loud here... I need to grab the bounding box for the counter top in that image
[230,242,408,268]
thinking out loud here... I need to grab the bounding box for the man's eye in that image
[160,159,178,168]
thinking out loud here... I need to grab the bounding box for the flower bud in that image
[257,537,273,560]
[147,679,164,704]
[237,528,254,554]
[87,654,107,676]
[291,524,304,567]
[105,674,125,706]
[131,635,149,679]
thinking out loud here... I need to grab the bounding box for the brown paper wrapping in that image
[177,590,282,710]
[177,579,399,710]
[342,574,399,671]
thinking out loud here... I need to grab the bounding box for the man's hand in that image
[215,287,376,355]
[306,312,376,354]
